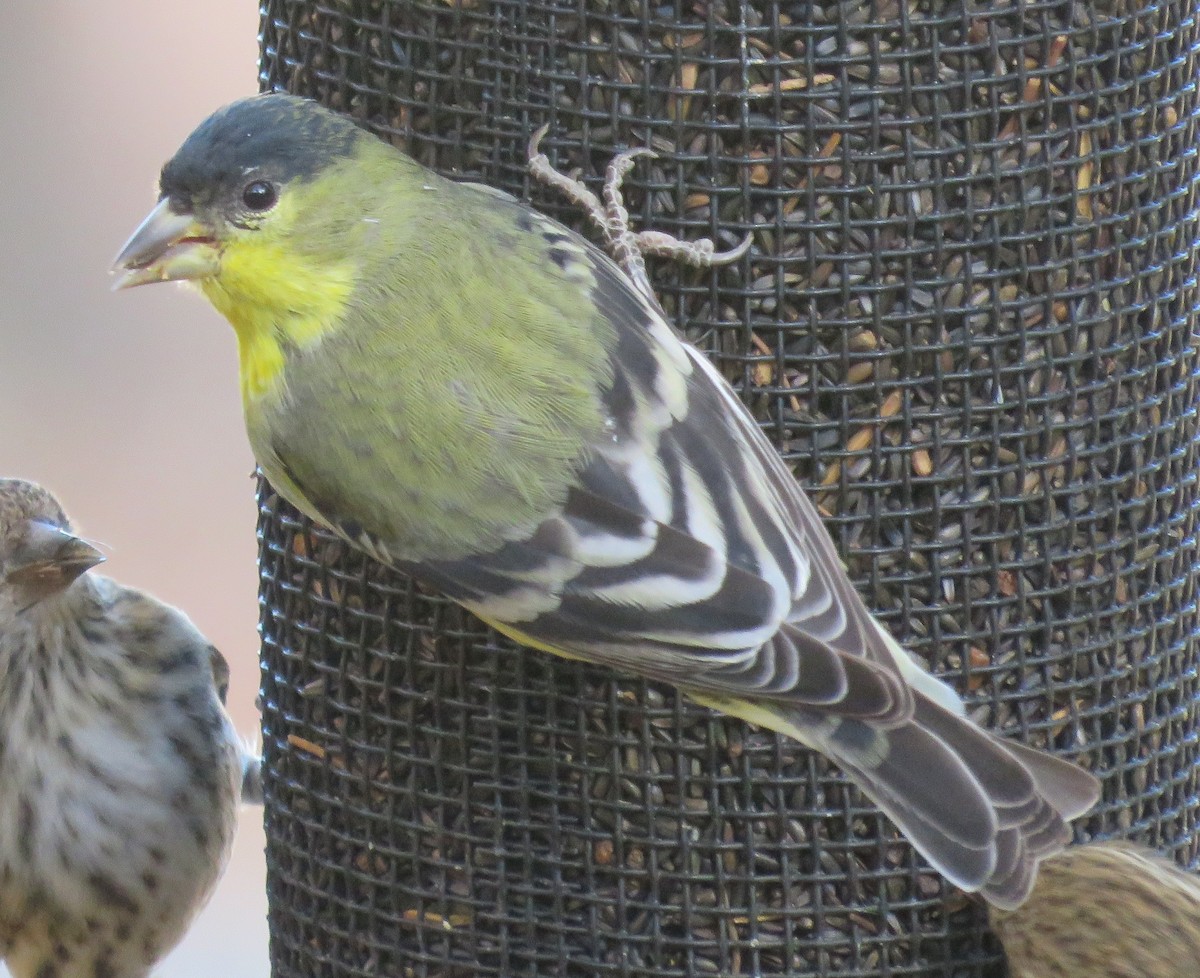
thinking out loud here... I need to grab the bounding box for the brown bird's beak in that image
[111,197,220,290]
[6,521,106,599]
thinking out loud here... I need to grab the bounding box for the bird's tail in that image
[693,689,1100,909]
[811,694,1097,908]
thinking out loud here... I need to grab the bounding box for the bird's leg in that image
[609,150,754,271]
[528,126,654,297]
[599,147,657,298]
[527,126,752,300]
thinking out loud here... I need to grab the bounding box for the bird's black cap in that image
[159,93,364,205]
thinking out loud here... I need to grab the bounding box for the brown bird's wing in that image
[208,645,231,706]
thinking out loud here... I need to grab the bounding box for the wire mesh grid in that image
[257,2,1200,975]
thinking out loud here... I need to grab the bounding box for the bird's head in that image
[111,93,390,398]
[0,479,105,610]
[111,93,368,291]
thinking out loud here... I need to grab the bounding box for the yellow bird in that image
[114,93,1100,907]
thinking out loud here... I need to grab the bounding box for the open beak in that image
[111,197,220,290]
[6,521,106,600]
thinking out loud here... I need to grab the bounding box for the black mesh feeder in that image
[255,2,1200,976]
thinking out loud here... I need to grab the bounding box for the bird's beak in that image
[110,197,220,290]
[5,521,106,599]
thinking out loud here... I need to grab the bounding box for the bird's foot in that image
[631,228,753,267]
[527,126,751,296]
[527,124,607,233]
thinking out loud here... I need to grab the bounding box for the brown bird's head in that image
[989,840,1200,978]
[0,479,105,609]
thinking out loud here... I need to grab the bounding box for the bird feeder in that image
[255,2,1200,975]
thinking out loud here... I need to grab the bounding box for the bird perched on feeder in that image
[0,478,254,978]
[989,840,1200,978]
[112,93,1101,908]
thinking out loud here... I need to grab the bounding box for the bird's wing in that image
[412,233,918,722]
[208,644,231,705]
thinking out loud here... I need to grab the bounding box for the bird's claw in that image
[527,125,750,299]
[527,123,605,230]
[633,229,755,268]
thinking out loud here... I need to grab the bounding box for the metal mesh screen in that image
[256,2,1200,975]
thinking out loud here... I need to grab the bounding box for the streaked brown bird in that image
[0,478,254,978]
[989,840,1200,978]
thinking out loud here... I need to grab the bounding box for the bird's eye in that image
[242,181,278,212]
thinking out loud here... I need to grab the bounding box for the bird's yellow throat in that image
[200,238,355,402]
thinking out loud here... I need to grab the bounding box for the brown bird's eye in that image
[242,181,278,211]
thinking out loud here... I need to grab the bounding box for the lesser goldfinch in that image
[0,478,254,978]
[989,841,1200,978]
[112,93,1100,908]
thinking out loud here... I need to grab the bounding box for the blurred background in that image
[0,2,267,975]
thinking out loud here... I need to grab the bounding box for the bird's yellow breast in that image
[200,236,355,402]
